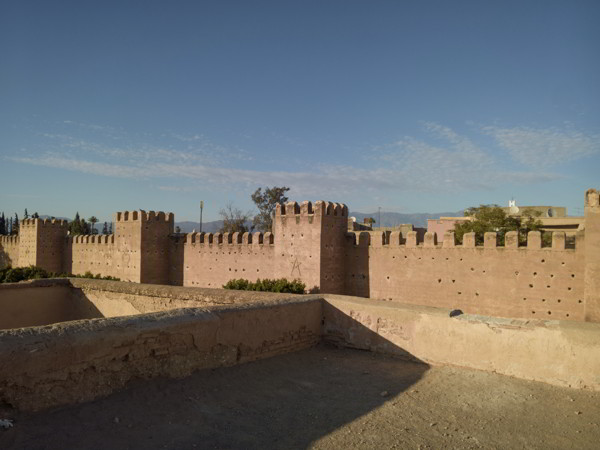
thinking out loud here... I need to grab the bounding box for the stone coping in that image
[0,278,318,306]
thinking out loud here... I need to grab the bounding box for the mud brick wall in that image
[346,230,585,321]
[0,297,322,411]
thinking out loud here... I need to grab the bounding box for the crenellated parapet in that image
[276,200,348,220]
[0,235,20,245]
[116,210,174,223]
[20,218,69,228]
[347,230,575,251]
[183,231,274,246]
[67,234,115,244]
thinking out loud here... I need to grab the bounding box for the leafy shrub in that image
[223,278,306,294]
[0,265,120,283]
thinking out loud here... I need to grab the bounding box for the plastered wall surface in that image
[0,295,322,411]
[181,232,276,288]
[322,294,600,392]
[0,282,99,329]
[1,281,599,411]
[0,278,313,329]
[346,234,584,321]
[1,189,599,323]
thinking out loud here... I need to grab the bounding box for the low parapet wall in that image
[323,295,600,391]
[0,294,322,411]
[1,281,599,412]
[0,278,310,330]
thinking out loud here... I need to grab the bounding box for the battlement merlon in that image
[68,234,115,244]
[347,230,575,250]
[183,231,274,246]
[115,210,174,223]
[276,200,348,218]
[585,189,599,209]
[20,218,69,228]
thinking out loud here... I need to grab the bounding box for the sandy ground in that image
[1,345,599,449]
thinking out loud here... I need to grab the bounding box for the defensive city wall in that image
[1,188,599,323]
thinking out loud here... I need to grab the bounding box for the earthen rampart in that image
[180,231,276,288]
[64,234,116,277]
[344,230,584,320]
[1,189,599,322]
[1,280,599,411]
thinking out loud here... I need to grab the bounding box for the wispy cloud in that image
[482,125,600,167]
[11,121,591,199]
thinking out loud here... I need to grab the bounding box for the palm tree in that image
[88,216,99,235]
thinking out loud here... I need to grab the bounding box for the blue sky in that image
[1,0,599,223]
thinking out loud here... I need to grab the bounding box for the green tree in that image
[69,212,85,235]
[364,217,376,227]
[251,186,290,232]
[219,202,253,233]
[32,212,39,219]
[454,205,547,246]
[102,222,108,234]
[12,213,19,235]
[24,208,29,219]
[88,216,98,234]
[0,212,5,235]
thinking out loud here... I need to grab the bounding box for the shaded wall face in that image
[0,286,103,329]
[0,296,322,411]
[140,218,173,284]
[36,226,67,273]
[0,238,19,269]
[359,246,584,321]
[320,214,349,294]
[584,190,600,321]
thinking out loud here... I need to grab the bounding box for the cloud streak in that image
[11,121,592,199]
[482,125,600,167]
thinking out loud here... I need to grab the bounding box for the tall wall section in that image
[273,201,348,293]
[112,211,143,282]
[345,229,585,321]
[0,236,19,269]
[64,234,116,277]
[584,188,600,321]
[180,231,275,288]
[34,219,69,273]
[18,219,39,267]
[139,211,174,284]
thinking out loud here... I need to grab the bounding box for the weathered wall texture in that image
[0,235,19,268]
[64,235,116,277]
[0,281,102,329]
[0,278,314,330]
[0,296,322,411]
[181,231,276,288]
[345,230,585,321]
[273,201,348,293]
[1,282,600,412]
[584,189,600,322]
[1,189,599,323]
[322,295,600,392]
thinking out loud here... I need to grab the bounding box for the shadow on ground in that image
[1,345,427,450]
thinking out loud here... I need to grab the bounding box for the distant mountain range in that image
[35,211,464,233]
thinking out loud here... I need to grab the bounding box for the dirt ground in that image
[1,345,599,449]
